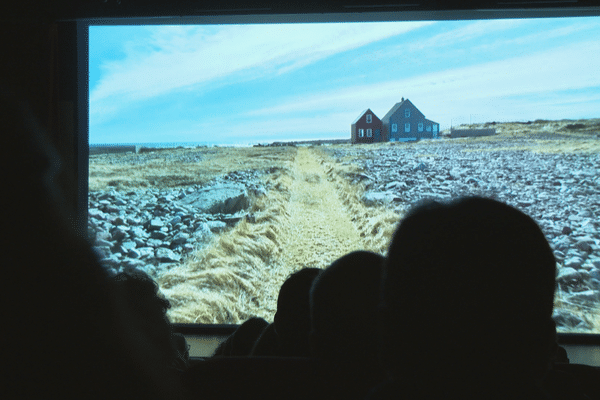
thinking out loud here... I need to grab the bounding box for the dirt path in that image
[273,146,366,271]
[160,146,396,324]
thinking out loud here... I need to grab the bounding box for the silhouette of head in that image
[380,197,557,388]
[274,267,322,356]
[4,90,186,399]
[212,317,269,357]
[111,271,181,367]
[310,251,384,369]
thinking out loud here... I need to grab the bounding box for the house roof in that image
[352,108,375,125]
[381,98,425,123]
[425,118,439,125]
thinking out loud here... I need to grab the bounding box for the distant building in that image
[351,109,383,144]
[381,98,439,142]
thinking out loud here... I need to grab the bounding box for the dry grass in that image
[89,146,296,191]
[158,146,401,324]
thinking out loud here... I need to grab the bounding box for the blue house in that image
[381,98,439,142]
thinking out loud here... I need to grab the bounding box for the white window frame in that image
[391,123,397,133]
[405,123,410,132]
[366,114,372,123]
[418,123,423,132]
[366,129,372,137]
[426,125,431,132]
[405,109,410,118]
[433,125,438,132]
[359,129,364,137]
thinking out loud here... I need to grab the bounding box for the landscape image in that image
[88,119,600,332]
[88,18,600,333]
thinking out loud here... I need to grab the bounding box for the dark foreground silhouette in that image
[373,197,566,400]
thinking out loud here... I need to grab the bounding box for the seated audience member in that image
[374,197,561,400]
[309,251,387,399]
[251,268,321,357]
[212,316,269,357]
[250,322,278,356]
[3,90,188,400]
[111,271,191,371]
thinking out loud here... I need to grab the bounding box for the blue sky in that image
[89,17,600,145]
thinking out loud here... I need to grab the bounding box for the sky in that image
[89,17,600,146]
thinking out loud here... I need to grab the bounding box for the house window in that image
[359,129,364,137]
[433,125,438,132]
[405,109,410,118]
[366,114,372,123]
[418,123,423,132]
[391,124,397,133]
[426,125,431,132]
[367,129,372,137]
[405,123,410,132]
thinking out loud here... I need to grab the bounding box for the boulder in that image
[177,183,249,214]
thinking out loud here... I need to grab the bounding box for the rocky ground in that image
[88,119,600,331]
[322,125,600,332]
[88,169,267,279]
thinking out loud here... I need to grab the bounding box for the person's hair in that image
[274,267,322,356]
[380,197,557,383]
[310,251,384,368]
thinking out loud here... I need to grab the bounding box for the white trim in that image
[359,129,364,137]
[405,109,410,118]
[391,123,397,132]
[418,123,423,132]
[366,114,372,123]
[405,123,410,132]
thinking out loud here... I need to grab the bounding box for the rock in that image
[171,232,189,246]
[556,267,581,283]
[207,220,228,233]
[128,248,141,258]
[362,191,394,206]
[92,246,112,259]
[414,162,428,171]
[169,216,182,225]
[194,222,213,242]
[567,290,600,304]
[564,257,583,270]
[177,183,249,214]
[150,231,168,240]
[575,238,594,253]
[136,247,155,258]
[148,218,164,231]
[110,226,128,242]
[155,248,181,263]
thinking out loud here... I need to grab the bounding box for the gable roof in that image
[381,98,425,123]
[352,108,377,125]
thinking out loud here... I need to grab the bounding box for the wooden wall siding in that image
[351,109,383,144]
[384,101,437,142]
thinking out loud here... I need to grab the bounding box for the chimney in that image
[401,97,404,102]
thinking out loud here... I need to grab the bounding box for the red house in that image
[351,109,383,144]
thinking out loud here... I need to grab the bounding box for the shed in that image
[351,109,383,144]
[381,98,439,142]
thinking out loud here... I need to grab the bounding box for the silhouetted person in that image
[111,271,190,371]
[251,268,321,357]
[212,316,269,357]
[250,322,279,356]
[3,90,188,400]
[310,251,386,399]
[374,197,559,400]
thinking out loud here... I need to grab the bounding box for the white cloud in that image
[246,40,600,126]
[90,21,433,120]
[407,19,526,51]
